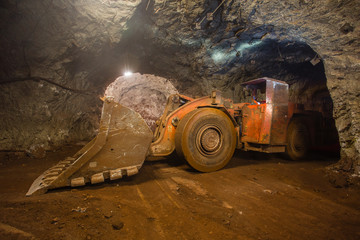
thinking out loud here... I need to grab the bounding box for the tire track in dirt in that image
[135,185,166,239]
[150,164,254,239]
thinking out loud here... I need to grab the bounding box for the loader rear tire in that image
[175,108,236,172]
[286,118,310,161]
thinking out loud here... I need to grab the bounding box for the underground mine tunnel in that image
[0,0,359,239]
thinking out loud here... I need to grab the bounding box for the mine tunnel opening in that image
[200,37,341,158]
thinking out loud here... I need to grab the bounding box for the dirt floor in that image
[0,146,359,240]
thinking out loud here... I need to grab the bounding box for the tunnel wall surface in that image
[0,0,359,174]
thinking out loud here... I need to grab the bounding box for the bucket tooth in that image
[43,176,58,182]
[71,177,85,187]
[50,167,63,172]
[126,166,139,177]
[110,169,123,180]
[91,173,104,184]
[43,172,58,177]
[60,160,71,165]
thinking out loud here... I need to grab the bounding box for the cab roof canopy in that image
[241,77,286,90]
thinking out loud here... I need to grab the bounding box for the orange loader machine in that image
[27,77,328,196]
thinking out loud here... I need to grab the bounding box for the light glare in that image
[124,71,133,77]
[211,40,263,64]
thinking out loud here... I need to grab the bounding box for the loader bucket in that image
[26,97,153,196]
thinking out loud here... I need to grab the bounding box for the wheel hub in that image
[196,125,222,156]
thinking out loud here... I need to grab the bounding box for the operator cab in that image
[242,77,288,105]
[243,79,266,104]
[240,78,289,152]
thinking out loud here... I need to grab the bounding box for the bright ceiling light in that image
[124,71,133,77]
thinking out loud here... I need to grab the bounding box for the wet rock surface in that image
[0,0,359,173]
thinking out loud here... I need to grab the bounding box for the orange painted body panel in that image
[241,103,271,144]
[149,77,321,157]
[149,93,237,157]
[150,96,214,156]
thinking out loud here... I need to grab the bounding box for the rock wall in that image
[0,0,142,150]
[0,0,359,174]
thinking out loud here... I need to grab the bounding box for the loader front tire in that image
[175,108,236,172]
